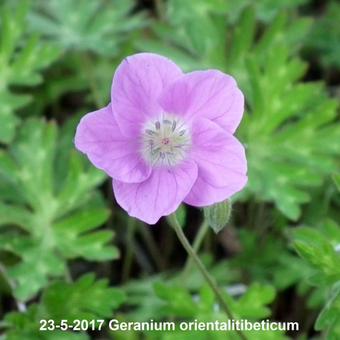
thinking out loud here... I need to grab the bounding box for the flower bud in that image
[203,199,232,234]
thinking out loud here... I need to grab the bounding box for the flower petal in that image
[112,160,198,224]
[74,105,151,183]
[185,119,247,206]
[111,53,183,136]
[160,70,244,133]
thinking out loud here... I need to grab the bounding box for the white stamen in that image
[141,114,191,167]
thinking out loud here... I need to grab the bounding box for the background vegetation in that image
[0,0,339,339]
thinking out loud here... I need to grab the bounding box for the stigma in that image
[141,115,191,167]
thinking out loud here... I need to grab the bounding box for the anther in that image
[142,115,191,167]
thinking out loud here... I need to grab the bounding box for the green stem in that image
[138,222,165,271]
[168,213,247,340]
[64,265,73,283]
[182,220,209,276]
[122,218,136,282]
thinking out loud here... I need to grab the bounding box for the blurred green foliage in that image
[0,2,59,144]
[292,172,340,338]
[136,282,285,340]
[307,2,340,69]
[0,0,339,339]
[29,0,145,56]
[292,219,340,338]
[0,119,118,301]
[4,274,125,339]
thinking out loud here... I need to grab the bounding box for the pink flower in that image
[75,53,247,224]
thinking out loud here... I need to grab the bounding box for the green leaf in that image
[307,2,340,68]
[234,283,276,319]
[0,111,19,145]
[176,204,187,227]
[315,282,340,338]
[203,199,232,234]
[4,305,88,340]
[292,223,340,284]
[236,15,338,219]
[0,119,118,301]
[166,0,308,27]
[154,281,277,321]
[152,281,285,339]
[29,0,145,56]
[42,274,125,321]
[0,2,60,144]
[4,274,125,339]
[333,173,340,192]
[291,220,340,338]
[154,282,197,317]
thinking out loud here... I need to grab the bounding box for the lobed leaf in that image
[29,0,145,56]
[4,274,125,339]
[0,118,117,301]
[0,2,60,144]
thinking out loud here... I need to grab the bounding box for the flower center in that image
[142,115,191,167]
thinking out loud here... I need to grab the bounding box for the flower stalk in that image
[168,213,247,340]
[182,219,209,276]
